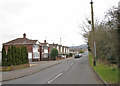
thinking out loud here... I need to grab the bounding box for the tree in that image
[79,50,84,53]
[15,47,20,65]
[7,46,12,66]
[17,47,22,65]
[11,45,16,65]
[80,6,119,65]
[50,48,58,60]
[21,45,25,64]
[2,45,7,66]
[24,46,28,64]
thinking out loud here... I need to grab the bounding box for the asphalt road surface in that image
[3,51,103,84]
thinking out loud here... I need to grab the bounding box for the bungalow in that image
[3,33,40,62]
[49,43,59,52]
[58,45,62,56]
[40,40,50,61]
[65,46,69,54]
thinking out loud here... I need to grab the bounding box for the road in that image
[3,51,103,84]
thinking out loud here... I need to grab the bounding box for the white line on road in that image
[48,73,62,84]
[65,66,70,71]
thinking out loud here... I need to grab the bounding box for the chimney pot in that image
[44,40,46,43]
[23,33,26,38]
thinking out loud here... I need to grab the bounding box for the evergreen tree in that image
[25,46,28,64]
[2,45,7,66]
[7,46,12,66]
[17,47,21,65]
[11,45,16,65]
[15,47,19,65]
[21,45,24,64]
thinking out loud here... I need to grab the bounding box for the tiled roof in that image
[3,38,38,45]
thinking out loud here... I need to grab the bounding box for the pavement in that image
[2,51,104,84]
[1,59,63,81]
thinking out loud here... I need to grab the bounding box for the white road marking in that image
[64,63,73,71]
[48,73,62,84]
[65,66,70,71]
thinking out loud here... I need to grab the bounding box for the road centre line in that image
[65,66,70,71]
[48,73,62,84]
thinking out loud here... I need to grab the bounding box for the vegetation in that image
[50,48,58,60]
[81,6,119,65]
[2,45,29,66]
[79,50,84,53]
[81,5,119,84]
[69,53,73,57]
[89,52,118,84]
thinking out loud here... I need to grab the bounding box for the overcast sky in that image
[0,0,119,50]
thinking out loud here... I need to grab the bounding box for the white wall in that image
[43,47,48,58]
[33,45,40,59]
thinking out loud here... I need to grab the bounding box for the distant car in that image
[79,53,82,57]
[74,54,80,58]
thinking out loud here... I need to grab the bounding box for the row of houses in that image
[3,33,69,61]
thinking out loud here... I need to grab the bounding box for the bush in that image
[50,48,58,60]
[69,53,73,57]
[79,50,84,53]
[66,54,69,58]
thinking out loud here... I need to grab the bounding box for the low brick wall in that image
[2,64,30,71]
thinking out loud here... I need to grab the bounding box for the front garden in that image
[2,45,29,71]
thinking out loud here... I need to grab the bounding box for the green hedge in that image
[2,45,29,66]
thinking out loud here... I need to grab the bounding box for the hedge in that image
[2,45,29,66]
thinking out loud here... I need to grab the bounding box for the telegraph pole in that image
[90,0,96,66]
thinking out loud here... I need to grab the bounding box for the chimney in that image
[44,40,46,43]
[23,33,26,38]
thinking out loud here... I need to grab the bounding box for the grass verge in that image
[89,52,118,84]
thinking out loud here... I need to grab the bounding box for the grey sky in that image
[0,0,119,50]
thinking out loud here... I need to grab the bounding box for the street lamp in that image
[90,0,96,66]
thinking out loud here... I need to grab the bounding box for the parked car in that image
[79,53,82,57]
[74,53,81,58]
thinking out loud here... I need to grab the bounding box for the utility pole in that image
[60,37,62,58]
[90,0,96,66]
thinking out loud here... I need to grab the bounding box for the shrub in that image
[79,50,84,53]
[50,48,58,60]
[69,53,73,57]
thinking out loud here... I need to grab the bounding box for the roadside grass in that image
[89,52,118,84]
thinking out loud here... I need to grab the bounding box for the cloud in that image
[0,1,27,14]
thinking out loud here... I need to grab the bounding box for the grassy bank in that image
[89,53,118,84]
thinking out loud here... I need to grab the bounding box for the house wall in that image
[33,45,40,60]
[40,46,49,61]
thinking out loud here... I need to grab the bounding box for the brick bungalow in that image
[40,40,50,61]
[3,33,40,62]
[49,43,59,52]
